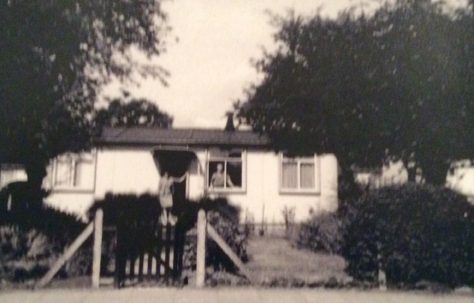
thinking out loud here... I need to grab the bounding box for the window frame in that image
[206,149,246,194]
[51,151,97,193]
[279,153,320,194]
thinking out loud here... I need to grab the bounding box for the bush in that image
[88,193,160,226]
[180,198,248,273]
[342,184,474,287]
[0,202,89,283]
[206,205,248,269]
[297,211,344,254]
[0,201,85,248]
[0,226,50,282]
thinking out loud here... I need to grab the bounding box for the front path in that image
[246,235,350,285]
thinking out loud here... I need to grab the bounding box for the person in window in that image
[158,170,186,225]
[210,163,234,188]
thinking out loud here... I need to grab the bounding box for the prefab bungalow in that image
[42,126,339,223]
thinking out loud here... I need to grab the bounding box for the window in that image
[280,154,319,193]
[52,152,95,191]
[0,164,27,189]
[207,149,244,191]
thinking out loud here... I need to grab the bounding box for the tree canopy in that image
[238,0,474,185]
[95,97,173,129]
[0,1,169,186]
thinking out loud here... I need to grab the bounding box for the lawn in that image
[245,235,351,286]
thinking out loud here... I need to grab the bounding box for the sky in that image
[101,0,368,128]
[101,0,465,128]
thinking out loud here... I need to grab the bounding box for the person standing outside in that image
[158,170,186,225]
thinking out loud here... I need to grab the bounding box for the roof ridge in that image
[102,126,260,133]
[98,127,270,147]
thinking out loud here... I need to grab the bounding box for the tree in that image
[0,1,169,196]
[95,97,173,128]
[238,0,474,187]
[370,0,473,185]
[238,10,388,191]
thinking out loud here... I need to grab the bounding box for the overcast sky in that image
[101,0,465,128]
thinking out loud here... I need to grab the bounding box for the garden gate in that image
[114,219,186,287]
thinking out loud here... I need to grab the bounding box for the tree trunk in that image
[406,167,417,183]
[337,161,362,214]
[402,158,417,183]
[419,160,449,186]
[23,159,47,209]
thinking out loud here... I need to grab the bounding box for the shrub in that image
[297,211,344,254]
[180,198,248,273]
[88,193,160,226]
[0,204,85,248]
[342,184,474,287]
[0,203,89,283]
[206,205,248,270]
[0,226,50,282]
[0,226,91,282]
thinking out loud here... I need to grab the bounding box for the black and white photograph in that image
[0,0,473,302]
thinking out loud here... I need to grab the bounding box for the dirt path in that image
[246,235,350,285]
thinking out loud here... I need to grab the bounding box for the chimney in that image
[224,111,235,131]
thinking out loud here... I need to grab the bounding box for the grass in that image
[245,234,351,287]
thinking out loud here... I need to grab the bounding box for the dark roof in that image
[96,127,270,148]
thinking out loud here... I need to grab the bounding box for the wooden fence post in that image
[196,208,206,287]
[207,224,254,283]
[92,208,103,288]
[35,222,94,289]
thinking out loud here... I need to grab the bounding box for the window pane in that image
[209,149,242,159]
[55,158,73,186]
[209,149,228,158]
[226,161,242,188]
[209,161,226,188]
[282,162,298,189]
[208,149,243,190]
[73,161,81,186]
[228,151,242,158]
[74,158,94,188]
[300,163,315,189]
[54,153,95,189]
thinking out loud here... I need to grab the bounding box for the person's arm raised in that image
[173,173,187,183]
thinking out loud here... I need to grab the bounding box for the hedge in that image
[0,205,87,283]
[342,184,474,287]
[297,211,344,254]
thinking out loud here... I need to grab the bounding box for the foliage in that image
[297,211,344,255]
[0,0,169,190]
[0,181,49,211]
[0,205,85,247]
[206,207,248,270]
[95,96,173,129]
[0,205,88,282]
[88,193,160,226]
[237,0,474,185]
[342,184,474,287]
[0,226,51,282]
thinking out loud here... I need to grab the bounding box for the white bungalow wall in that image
[44,147,338,223]
[214,152,338,223]
[94,148,160,197]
